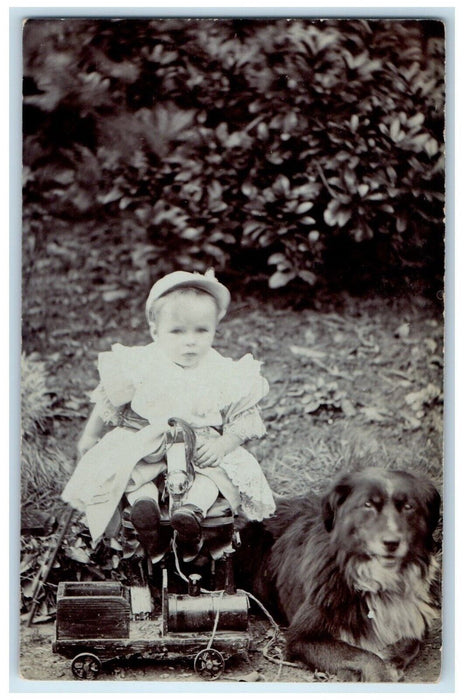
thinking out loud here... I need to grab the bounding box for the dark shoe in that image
[130,498,161,557]
[171,504,203,542]
[178,536,204,563]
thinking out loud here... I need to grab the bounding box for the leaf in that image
[341,398,356,417]
[97,188,123,205]
[298,270,317,285]
[300,216,317,226]
[359,406,390,422]
[243,221,264,239]
[65,546,91,564]
[290,345,326,359]
[272,175,291,197]
[53,169,75,185]
[269,270,295,288]
[181,227,202,240]
[295,201,314,214]
[22,581,35,598]
[425,138,439,157]
[20,554,36,574]
[241,182,257,198]
[268,252,288,266]
[324,200,351,228]
[335,207,351,227]
[399,410,422,430]
[394,322,410,339]
[390,117,401,141]
[405,384,441,410]
[102,289,129,303]
[408,113,425,128]
[304,400,322,413]
[33,613,55,624]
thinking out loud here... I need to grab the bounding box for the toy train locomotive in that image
[53,560,251,680]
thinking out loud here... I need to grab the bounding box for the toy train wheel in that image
[71,652,102,680]
[194,648,225,680]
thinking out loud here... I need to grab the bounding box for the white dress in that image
[62,342,276,541]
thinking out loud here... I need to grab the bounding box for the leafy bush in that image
[23,18,445,291]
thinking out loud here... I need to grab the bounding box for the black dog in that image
[237,468,441,682]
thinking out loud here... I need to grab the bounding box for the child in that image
[62,270,276,557]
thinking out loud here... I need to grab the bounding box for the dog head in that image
[322,468,440,573]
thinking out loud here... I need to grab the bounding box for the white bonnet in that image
[145,270,231,322]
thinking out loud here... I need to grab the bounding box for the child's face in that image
[150,294,218,368]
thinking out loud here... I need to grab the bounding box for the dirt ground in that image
[19,616,441,685]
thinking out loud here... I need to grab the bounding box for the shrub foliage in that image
[21,354,72,508]
[23,18,445,290]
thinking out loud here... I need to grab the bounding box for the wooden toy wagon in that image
[52,562,251,680]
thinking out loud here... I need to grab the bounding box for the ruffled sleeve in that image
[90,383,122,425]
[97,343,136,407]
[221,353,269,440]
[223,405,267,442]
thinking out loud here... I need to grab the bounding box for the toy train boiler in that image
[52,561,251,680]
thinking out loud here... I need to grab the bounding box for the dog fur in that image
[239,468,440,682]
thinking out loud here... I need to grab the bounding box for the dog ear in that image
[424,482,441,536]
[322,477,353,532]
[397,470,441,541]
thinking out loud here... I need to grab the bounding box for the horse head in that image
[165,418,196,503]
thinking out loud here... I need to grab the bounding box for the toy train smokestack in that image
[166,554,248,633]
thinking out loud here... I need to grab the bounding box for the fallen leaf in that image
[424,337,437,353]
[290,345,326,359]
[395,322,410,339]
[304,400,322,413]
[287,388,305,397]
[21,581,35,598]
[64,546,91,564]
[33,613,55,624]
[399,411,422,430]
[404,383,441,411]
[359,406,390,422]
[102,289,129,303]
[341,398,356,417]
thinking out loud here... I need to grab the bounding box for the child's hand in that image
[195,438,226,468]
[195,434,241,468]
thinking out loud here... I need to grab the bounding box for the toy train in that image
[52,553,251,680]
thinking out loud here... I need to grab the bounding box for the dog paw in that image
[361,660,400,683]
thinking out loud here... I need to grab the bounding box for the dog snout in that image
[382,537,401,553]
